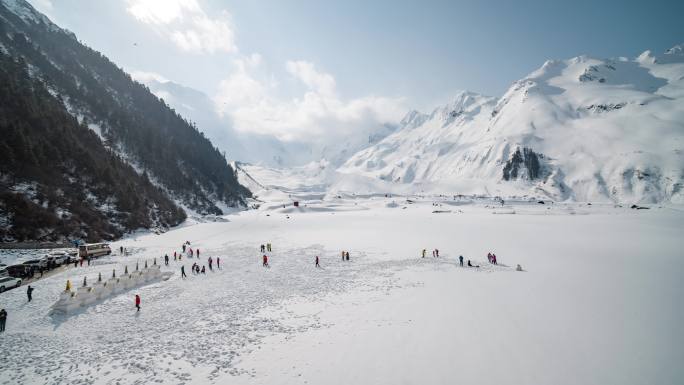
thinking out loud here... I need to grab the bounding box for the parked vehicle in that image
[0,264,8,277]
[47,251,70,266]
[78,243,111,259]
[23,259,48,270]
[0,276,22,292]
[7,264,33,278]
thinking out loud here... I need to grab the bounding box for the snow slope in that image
[338,46,684,204]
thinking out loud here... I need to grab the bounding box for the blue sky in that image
[29,0,683,140]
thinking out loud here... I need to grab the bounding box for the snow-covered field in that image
[1,189,682,384]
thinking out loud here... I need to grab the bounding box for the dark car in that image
[6,264,33,278]
[23,259,48,269]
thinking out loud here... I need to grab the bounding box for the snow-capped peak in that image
[429,91,496,126]
[638,44,684,65]
[664,44,683,56]
[398,109,428,130]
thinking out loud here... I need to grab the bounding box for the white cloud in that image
[126,1,405,144]
[126,0,195,24]
[130,70,169,84]
[216,55,268,106]
[286,60,336,97]
[32,0,53,11]
[215,58,405,142]
[126,0,237,54]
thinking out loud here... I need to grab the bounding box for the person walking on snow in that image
[181,265,187,278]
[164,254,169,266]
[435,249,439,257]
[26,285,34,302]
[260,244,265,253]
[267,243,272,252]
[201,266,206,274]
[342,251,345,261]
[492,254,497,265]
[263,254,269,267]
[217,257,220,269]
[459,255,464,267]
[208,257,213,271]
[174,251,177,261]
[135,294,141,311]
[315,255,320,268]
[182,244,186,253]
[346,251,350,261]
[422,249,426,258]
[0,309,6,332]
[197,249,200,259]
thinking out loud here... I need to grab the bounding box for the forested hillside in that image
[0,0,250,242]
[0,53,185,241]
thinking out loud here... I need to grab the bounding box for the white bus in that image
[78,243,112,259]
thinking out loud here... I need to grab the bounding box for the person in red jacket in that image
[262,254,268,267]
[135,294,141,311]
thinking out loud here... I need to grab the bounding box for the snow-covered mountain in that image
[337,46,684,204]
[0,0,250,241]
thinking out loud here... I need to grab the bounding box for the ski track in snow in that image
[0,241,507,384]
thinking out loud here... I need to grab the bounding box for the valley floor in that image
[0,197,682,385]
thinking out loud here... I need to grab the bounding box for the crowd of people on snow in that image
[420,248,522,270]
[421,249,441,258]
[0,237,524,330]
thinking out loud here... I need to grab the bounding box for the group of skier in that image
[421,249,499,268]
[181,241,200,259]
[421,249,441,258]
[260,242,274,267]
[183,260,218,276]
[261,246,344,268]
[173,243,221,279]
